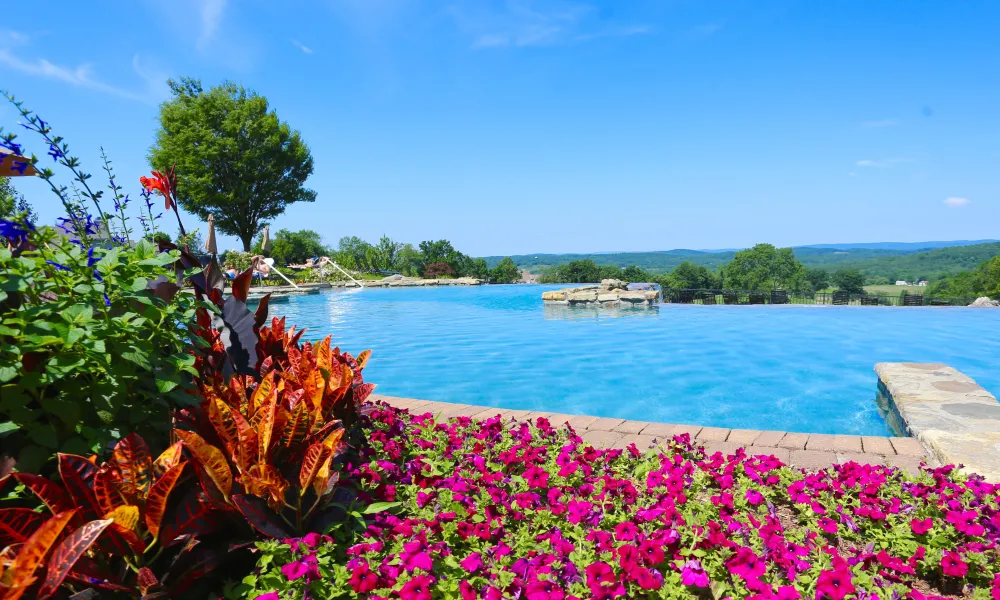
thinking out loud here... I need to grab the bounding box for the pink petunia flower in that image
[815,568,855,600]
[399,575,435,600]
[941,551,968,578]
[910,517,932,535]
[680,559,709,588]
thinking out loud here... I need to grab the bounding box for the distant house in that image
[895,280,910,286]
[917,281,928,287]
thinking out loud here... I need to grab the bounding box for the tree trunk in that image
[241,233,252,252]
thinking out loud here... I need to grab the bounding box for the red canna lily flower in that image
[140,170,173,210]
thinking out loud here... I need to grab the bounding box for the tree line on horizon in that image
[535,243,1000,299]
[536,243,872,294]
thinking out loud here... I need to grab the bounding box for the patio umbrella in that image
[261,224,272,254]
[204,215,218,255]
[0,148,38,177]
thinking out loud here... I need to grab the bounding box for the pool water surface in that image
[273,285,1000,436]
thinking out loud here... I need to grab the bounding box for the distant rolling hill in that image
[482,241,1000,282]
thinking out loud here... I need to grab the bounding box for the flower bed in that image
[242,404,1000,600]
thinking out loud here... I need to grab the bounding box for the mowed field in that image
[863,285,926,296]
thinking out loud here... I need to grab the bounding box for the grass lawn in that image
[863,284,926,296]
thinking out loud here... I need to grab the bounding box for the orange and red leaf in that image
[144,462,187,538]
[0,509,46,547]
[111,433,152,498]
[36,519,113,599]
[174,430,233,498]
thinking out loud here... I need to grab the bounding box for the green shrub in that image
[0,231,199,472]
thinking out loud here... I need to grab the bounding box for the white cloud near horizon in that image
[0,49,168,104]
[856,157,910,168]
[944,197,970,208]
[862,119,899,128]
[291,40,314,54]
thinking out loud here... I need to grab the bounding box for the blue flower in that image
[87,246,99,267]
[0,217,34,244]
[104,293,111,307]
[46,260,72,271]
[48,144,63,161]
[0,139,23,155]
[10,160,28,175]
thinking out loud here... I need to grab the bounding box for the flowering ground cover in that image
[239,403,1000,600]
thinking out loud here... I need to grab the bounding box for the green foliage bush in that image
[928,256,1000,299]
[832,268,866,294]
[720,244,805,290]
[804,267,830,291]
[0,234,199,473]
[490,257,520,283]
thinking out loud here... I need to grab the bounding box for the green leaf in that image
[155,377,179,393]
[362,502,402,515]
[0,421,19,436]
[131,277,149,291]
[0,365,17,383]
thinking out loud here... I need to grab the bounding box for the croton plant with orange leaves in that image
[180,315,376,539]
[0,434,237,599]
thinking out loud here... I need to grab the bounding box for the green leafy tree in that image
[373,235,402,272]
[832,268,866,294]
[668,261,719,289]
[396,244,423,277]
[621,265,650,282]
[335,236,374,271]
[539,259,602,283]
[266,229,329,266]
[720,244,804,290]
[0,177,34,223]
[928,256,1000,299]
[149,78,316,251]
[804,268,830,292]
[490,257,520,283]
[469,258,490,280]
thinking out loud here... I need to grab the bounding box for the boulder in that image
[969,296,1000,307]
[541,290,567,301]
[597,293,619,303]
[617,291,653,304]
[568,290,599,303]
[599,279,627,291]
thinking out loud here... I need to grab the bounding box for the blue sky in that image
[2,0,998,256]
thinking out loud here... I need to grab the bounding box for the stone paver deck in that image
[373,395,933,475]
[877,362,1000,481]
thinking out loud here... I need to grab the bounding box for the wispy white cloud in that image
[688,22,723,38]
[0,29,28,45]
[855,157,910,168]
[944,197,970,208]
[574,25,650,42]
[0,49,168,104]
[199,0,227,45]
[292,40,314,54]
[862,119,899,128]
[452,1,650,49]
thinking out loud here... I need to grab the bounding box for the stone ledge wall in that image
[542,279,659,306]
[875,362,1000,482]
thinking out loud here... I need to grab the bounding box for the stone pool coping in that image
[876,362,1000,482]
[372,394,933,476]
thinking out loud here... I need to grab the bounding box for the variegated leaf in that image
[174,430,233,498]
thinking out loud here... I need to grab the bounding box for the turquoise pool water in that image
[273,285,1000,436]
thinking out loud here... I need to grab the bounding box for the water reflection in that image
[542,303,660,320]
